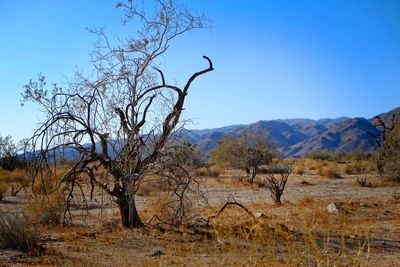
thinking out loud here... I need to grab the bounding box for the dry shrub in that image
[193,166,221,177]
[148,179,207,227]
[0,168,26,183]
[209,216,370,266]
[356,177,368,187]
[0,182,8,200]
[29,192,65,226]
[0,211,41,253]
[136,175,170,196]
[345,160,374,175]
[257,165,291,204]
[299,195,317,205]
[304,158,323,171]
[26,168,67,225]
[318,163,341,178]
[293,159,306,175]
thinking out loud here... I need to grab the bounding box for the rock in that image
[327,203,338,213]
[151,250,165,257]
[384,210,392,216]
[254,212,265,218]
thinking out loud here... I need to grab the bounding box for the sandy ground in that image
[1,172,400,266]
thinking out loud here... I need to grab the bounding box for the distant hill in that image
[181,107,400,158]
[36,107,399,160]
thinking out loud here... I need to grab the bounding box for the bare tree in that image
[22,0,213,228]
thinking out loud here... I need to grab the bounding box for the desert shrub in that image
[0,182,8,201]
[28,170,66,225]
[307,149,335,161]
[167,141,207,170]
[356,177,368,187]
[0,168,26,184]
[149,184,206,227]
[293,159,306,176]
[210,134,277,183]
[341,150,371,161]
[318,163,341,178]
[260,164,291,174]
[303,158,323,172]
[258,164,292,204]
[345,160,362,174]
[136,175,170,196]
[193,166,221,177]
[0,211,41,253]
[0,168,28,197]
[344,160,373,175]
[29,192,65,226]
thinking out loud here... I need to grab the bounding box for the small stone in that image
[254,212,265,218]
[327,203,338,213]
[384,210,392,216]
[151,250,165,257]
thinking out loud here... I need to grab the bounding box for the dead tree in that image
[22,0,213,228]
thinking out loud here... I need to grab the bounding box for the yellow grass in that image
[1,165,399,266]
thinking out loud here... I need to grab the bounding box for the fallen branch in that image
[207,198,255,226]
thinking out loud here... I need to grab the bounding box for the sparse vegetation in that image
[356,176,368,187]
[0,0,399,266]
[210,134,277,183]
[318,162,342,178]
[193,166,221,178]
[258,164,292,204]
[0,211,41,253]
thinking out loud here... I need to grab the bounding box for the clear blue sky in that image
[1,0,399,142]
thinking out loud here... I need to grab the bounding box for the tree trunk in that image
[248,166,257,184]
[117,193,144,228]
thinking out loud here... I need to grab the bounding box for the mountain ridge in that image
[183,107,400,158]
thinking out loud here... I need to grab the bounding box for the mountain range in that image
[30,107,398,160]
[179,107,400,158]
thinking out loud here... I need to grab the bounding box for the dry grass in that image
[11,195,396,266]
[317,162,342,178]
[293,159,306,176]
[193,166,222,178]
[28,193,65,226]
[0,168,26,184]
[0,211,41,253]
[345,160,375,175]
[1,165,400,266]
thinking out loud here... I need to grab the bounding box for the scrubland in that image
[0,158,399,266]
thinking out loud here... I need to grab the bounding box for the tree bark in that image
[117,193,144,228]
[248,166,257,184]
